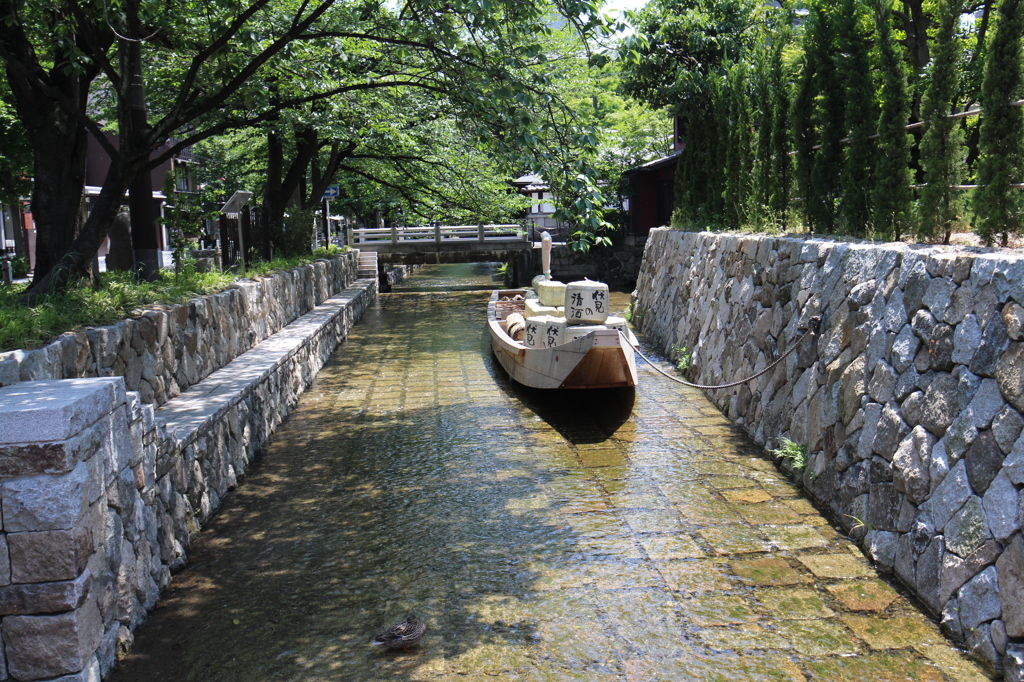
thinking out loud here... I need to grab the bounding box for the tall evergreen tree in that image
[918,0,967,242]
[872,0,914,240]
[839,0,876,235]
[724,62,754,226]
[769,21,793,226]
[672,102,717,227]
[711,75,730,221]
[972,0,1024,245]
[807,2,845,233]
[793,45,818,229]
[754,47,776,217]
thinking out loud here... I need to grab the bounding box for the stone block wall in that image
[542,239,647,287]
[0,253,360,405]
[633,228,1024,676]
[0,280,374,681]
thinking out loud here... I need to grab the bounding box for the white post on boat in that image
[541,231,552,277]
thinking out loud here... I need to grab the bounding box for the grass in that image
[771,437,807,471]
[0,247,346,353]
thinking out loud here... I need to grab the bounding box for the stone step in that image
[357,251,378,277]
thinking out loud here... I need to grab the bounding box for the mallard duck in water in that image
[371,615,426,651]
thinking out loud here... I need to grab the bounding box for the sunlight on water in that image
[111,265,992,682]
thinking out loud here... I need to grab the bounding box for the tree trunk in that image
[265,130,286,235]
[20,99,91,286]
[19,158,137,305]
[124,1,159,281]
[0,2,102,290]
[106,212,134,271]
[263,126,321,256]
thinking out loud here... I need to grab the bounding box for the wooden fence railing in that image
[349,224,527,245]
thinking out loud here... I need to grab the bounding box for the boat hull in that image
[487,291,638,389]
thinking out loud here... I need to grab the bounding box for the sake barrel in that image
[536,279,567,307]
[564,279,609,325]
[524,315,564,348]
[538,316,567,348]
[505,312,526,342]
[525,299,560,318]
[564,324,607,342]
[604,316,628,335]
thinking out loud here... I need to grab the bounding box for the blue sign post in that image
[322,185,340,200]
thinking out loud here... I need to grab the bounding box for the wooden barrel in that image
[506,312,526,341]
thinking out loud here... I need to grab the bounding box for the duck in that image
[371,615,426,651]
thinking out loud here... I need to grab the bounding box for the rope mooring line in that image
[630,317,821,391]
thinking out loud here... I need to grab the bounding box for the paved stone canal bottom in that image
[112,264,991,681]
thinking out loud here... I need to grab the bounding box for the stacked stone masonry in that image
[543,240,646,286]
[633,228,1024,678]
[0,273,375,681]
[0,253,361,404]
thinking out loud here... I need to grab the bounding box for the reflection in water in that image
[111,265,989,682]
[393,262,503,292]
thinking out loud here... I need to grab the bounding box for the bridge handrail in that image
[350,223,526,244]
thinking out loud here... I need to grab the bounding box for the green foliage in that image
[0,252,347,353]
[723,62,754,227]
[918,0,968,243]
[495,261,513,285]
[624,300,644,326]
[276,207,318,258]
[771,437,807,471]
[618,0,763,109]
[670,344,693,375]
[11,256,28,279]
[591,65,674,229]
[159,173,219,278]
[753,50,775,214]
[871,0,914,240]
[4,0,625,296]
[806,1,845,233]
[614,0,1022,244]
[792,42,818,230]
[838,0,876,236]
[972,0,1024,246]
[0,80,31,205]
[767,20,794,226]
[620,0,763,231]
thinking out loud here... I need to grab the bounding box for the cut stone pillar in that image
[0,378,126,681]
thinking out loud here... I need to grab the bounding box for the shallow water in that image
[112,264,991,681]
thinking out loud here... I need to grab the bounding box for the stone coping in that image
[0,378,125,444]
[157,279,376,448]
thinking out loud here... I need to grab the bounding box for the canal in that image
[111,264,991,681]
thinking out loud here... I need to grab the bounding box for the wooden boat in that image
[487,289,639,389]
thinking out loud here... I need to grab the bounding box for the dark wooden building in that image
[620,116,685,237]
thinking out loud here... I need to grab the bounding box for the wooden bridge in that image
[347,223,536,285]
[349,224,530,254]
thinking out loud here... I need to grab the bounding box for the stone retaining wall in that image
[0,280,375,681]
[633,228,1024,677]
[0,253,360,405]
[542,238,646,286]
